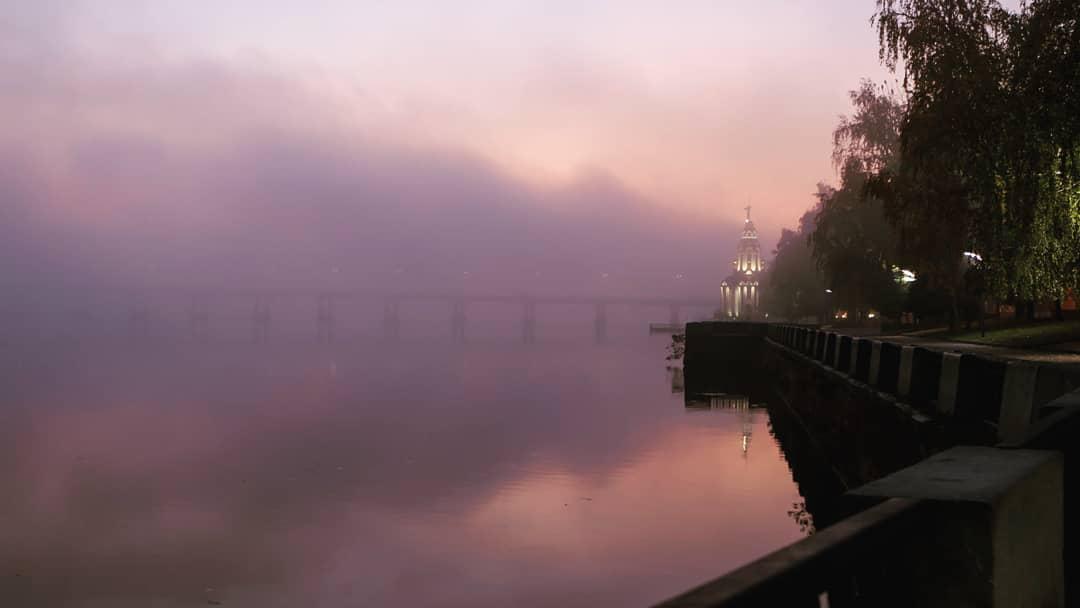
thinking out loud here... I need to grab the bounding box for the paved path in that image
[875,333,1080,375]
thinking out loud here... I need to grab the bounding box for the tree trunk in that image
[1055,299,1064,322]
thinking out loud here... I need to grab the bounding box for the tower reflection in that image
[684,392,762,458]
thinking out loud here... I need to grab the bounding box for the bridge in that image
[2,284,720,343]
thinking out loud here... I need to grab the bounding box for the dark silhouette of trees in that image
[769,2,1078,326]
[809,82,906,323]
[765,82,906,324]
[873,0,1080,313]
[765,208,826,321]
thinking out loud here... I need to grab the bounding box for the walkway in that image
[874,332,1080,375]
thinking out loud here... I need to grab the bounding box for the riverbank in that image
[663,321,1080,607]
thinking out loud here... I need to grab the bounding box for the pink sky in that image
[2,1,892,293]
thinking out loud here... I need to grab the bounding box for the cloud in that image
[0,34,739,297]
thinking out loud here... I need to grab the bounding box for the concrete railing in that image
[662,322,1078,607]
[656,446,1064,607]
[765,324,1079,444]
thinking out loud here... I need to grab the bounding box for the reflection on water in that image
[684,394,762,458]
[0,332,807,607]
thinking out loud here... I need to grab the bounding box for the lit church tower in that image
[719,206,764,319]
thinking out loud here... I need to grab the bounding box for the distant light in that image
[825,289,833,294]
[899,269,916,284]
[675,273,684,279]
[963,251,983,262]
[867,312,877,319]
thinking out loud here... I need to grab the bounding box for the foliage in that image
[808,81,906,321]
[666,333,685,361]
[904,278,952,320]
[787,500,815,535]
[873,0,1080,301]
[764,207,826,320]
[833,82,905,175]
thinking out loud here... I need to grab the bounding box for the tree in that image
[811,179,903,321]
[765,207,826,321]
[873,0,1080,311]
[809,81,906,323]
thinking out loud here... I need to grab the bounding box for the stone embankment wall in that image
[673,322,1076,607]
[765,324,1080,447]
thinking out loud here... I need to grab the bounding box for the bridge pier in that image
[316,295,336,343]
[252,298,271,343]
[669,304,681,327]
[522,300,536,344]
[594,302,607,343]
[383,300,400,341]
[451,300,467,343]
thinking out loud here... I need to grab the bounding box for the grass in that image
[939,320,1080,348]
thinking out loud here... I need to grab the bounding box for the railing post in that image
[937,352,962,415]
[998,361,1040,443]
[850,446,1064,607]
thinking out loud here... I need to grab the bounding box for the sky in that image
[1,0,892,296]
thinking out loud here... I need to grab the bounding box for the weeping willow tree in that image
[995,0,1080,303]
[809,81,905,323]
[874,0,1080,309]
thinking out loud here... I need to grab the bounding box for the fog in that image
[0,5,835,607]
[1,16,742,304]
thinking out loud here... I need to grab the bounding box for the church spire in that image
[744,204,752,222]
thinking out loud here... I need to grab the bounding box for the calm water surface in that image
[1,330,807,607]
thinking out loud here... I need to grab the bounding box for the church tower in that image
[720,206,764,319]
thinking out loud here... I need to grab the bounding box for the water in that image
[0,329,808,607]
